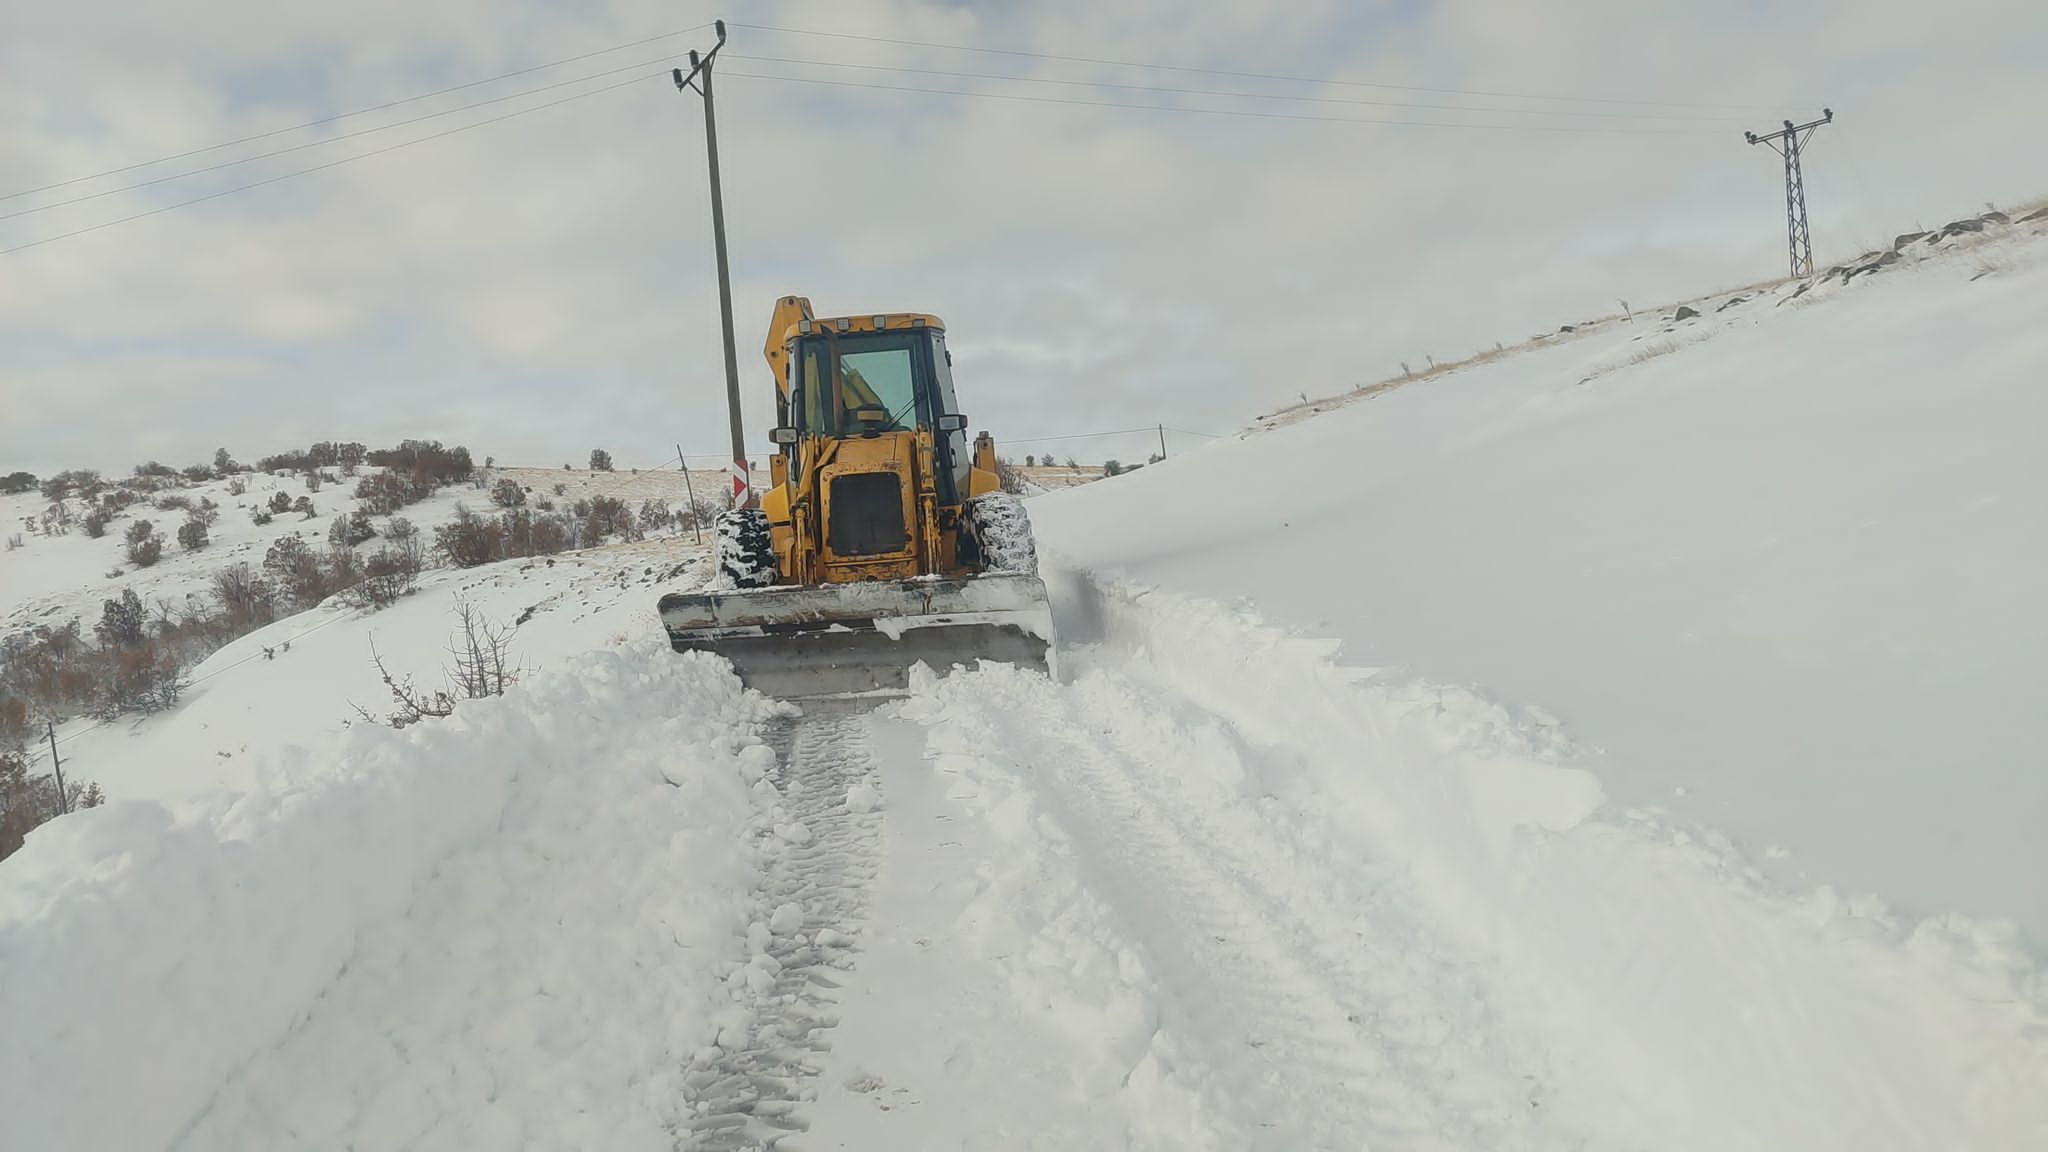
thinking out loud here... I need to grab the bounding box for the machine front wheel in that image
[715,508,776,589]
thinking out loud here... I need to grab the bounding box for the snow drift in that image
[1032,217,2048,942]
[0,644,782,1152]
[894,571,2048,1149]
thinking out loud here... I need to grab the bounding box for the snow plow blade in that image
[657,573,1054,699]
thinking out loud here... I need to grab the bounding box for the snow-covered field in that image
[4,212,2046,1151]
[1037,211,2048,944]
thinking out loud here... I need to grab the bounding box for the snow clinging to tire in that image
[963,492,1038,575]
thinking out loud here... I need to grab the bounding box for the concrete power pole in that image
[673,21,752,509]
[1745,109,1834,279]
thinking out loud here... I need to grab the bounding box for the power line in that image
[0,22,714,203]
[721,70,1725,135]
[1003,425,1185,445]
[731,22,1793,112]
[0,72,662,257]
[724,53,1751,123]
[2,56,691,223]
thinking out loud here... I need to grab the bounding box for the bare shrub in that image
[176,516,209,552]
[329,511,376,547]
[95,589,147,649]
[4,534,21,552]
[264,536,331,608]
[638,500,673,534]
[124,520,164,567]
[448,600,519,699]
[582,495,638,544]
[491,478,526,508]
[304,470,323,493]
[250,508,274,526]
[349,543,422,609]
[435,504,505,568]
[995,457,1027,494]
[94,644,185,719]
[227,476,248,497]
[212,563,277,630]
[83,512,107,538]
[192,497,220,527]
[351,640,453,729]
[353,472,412,515]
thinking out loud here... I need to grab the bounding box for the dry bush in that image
[329,511,376,547]
[212,563,278,631]
[124,521,164,567]
[491,478,526,508]
[83,512,107,538]
[176,516,209,552]
[264,536,332,608]
[435,505,505,568]
[353,471,412,515]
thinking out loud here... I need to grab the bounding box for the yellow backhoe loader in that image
[657,297,1054,697]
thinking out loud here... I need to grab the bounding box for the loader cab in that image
[780,316,971,505]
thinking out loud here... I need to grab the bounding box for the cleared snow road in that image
[8,574,2043,1152]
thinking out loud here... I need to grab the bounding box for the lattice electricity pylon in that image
[1746,109,1833,279]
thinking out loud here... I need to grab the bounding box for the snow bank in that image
[0,643,781,1152]
[1031,229,2048,941]
[900,571,2048,1150]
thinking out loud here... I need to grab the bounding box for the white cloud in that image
[3,0,2044,474]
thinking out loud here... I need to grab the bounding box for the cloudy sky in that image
[4,0,2043,476]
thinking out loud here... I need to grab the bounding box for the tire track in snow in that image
[998,685,1391,1149]
[1061,667,1615,1149]
[988,672,1618,1150]
[679,703,882,1150]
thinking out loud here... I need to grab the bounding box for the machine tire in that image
[960,493,1038,576]
[715,508,776,589]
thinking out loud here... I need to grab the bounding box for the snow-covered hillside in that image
[3,468,467,639]
[1037,210,2048,943]
[3,211,2046,1152]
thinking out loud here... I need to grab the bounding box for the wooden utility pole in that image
[1157,424,1167,460]
[673,21,751,510]
[676,444,704,544]
[47,721,68,814]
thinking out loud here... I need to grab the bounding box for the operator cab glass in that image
[791,327,971,501]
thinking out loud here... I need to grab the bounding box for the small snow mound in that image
[845,781,881,813]
[769,901,805,935]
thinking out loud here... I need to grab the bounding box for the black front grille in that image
[828,472,908,556]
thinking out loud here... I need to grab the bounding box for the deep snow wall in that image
[1031,235,2048,941]
[0,645,778,1152]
